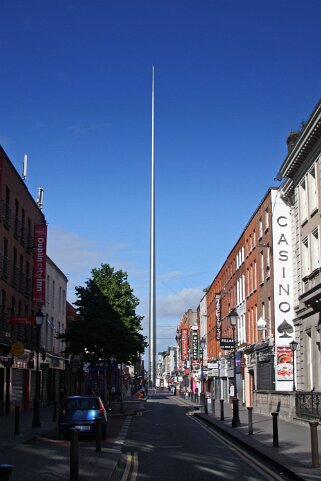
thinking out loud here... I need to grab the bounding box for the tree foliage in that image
[58,264,147,365]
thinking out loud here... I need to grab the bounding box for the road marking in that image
[113,416,132,449]
[190,415,288,481]
[131,452,138,481]
[120,453,132,481]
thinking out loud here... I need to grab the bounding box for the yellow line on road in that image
[131,452,138,481]
[120,453,132,481]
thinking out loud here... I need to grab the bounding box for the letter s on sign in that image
[279,250,288,261]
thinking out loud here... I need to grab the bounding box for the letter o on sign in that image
[279,302,290,313]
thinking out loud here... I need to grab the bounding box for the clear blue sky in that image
[1,0,321,355]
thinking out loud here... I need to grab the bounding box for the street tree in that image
[58,264,147,365]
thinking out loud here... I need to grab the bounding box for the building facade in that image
[0,146,68,414]
[279,100,321,392]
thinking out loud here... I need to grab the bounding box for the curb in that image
[195,412,306,481]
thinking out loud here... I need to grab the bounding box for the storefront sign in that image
[215,294,221,340]
[192,329,198,361]
[220,337,234,350]
[272,191,295,390]
[10,316,36,325]
[276,346,293,381]
[181,329,189,361]
[32,224,47,305]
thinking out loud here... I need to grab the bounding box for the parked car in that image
[58,395,107,439]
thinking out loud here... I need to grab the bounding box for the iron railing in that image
[296,392,321,420]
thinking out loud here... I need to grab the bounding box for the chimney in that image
[286,131,299,154]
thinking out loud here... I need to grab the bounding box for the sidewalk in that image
[177,395,321,481]
[0,398,145,481]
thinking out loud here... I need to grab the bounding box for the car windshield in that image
[67,398,100,410]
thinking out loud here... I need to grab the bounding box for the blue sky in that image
[1,0,321,356]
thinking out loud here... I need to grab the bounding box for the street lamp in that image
[228,309,240,427]
[32,309,44,428]
[290,340,298,391]
[200,337,206,411]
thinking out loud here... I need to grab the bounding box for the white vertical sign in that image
[272,190,295,391]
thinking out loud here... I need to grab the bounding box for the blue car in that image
[58,395,107,439]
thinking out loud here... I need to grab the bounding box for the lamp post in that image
[32,309,44,428]
[290,340,298,391]
[200,337,206,411]
[228,309,240,427]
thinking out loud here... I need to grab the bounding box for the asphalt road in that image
[117,391,293,481]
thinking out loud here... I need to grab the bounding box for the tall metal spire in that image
[149,65,156,386]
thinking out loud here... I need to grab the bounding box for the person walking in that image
[229,382,235,407]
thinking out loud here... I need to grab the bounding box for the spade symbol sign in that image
[278,320,293,338]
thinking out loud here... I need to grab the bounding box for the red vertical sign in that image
[181,328,189,361]
[32,224,47,305]
[215,294,221,340]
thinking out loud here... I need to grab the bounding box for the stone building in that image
[278,99,321,391]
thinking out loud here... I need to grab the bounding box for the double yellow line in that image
[121,452,138,481]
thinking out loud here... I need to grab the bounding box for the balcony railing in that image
[296,392,321,420]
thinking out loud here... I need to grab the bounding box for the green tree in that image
[58,264,147,365]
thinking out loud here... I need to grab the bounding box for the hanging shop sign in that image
[181,329,189,361]
[215,294,221,341]
[192,329,198,361]
[271,191,295,390]
[220,337,234,350]
[10,316,36,325]
[32,223,47,305]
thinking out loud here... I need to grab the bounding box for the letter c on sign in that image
[277,216,287,227]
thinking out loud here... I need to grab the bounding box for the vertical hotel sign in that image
[271,190,295,391]
[181,329,189,361]
[32,224,47,305]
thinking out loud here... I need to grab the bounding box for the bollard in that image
[204,396,208,414]
[52,401,58,422]
[272,412,279,447]
[247,407,253,435]
[212,398,215,416]
[309,421,320,468]
[70,428,79,481]
[14,405,20,436]
[220,400,224,421]
[0,465,14,481]
[95,417,102,452]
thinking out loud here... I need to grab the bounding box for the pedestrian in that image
[229,382,235,407]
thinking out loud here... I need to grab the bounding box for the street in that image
[114,391,293,481]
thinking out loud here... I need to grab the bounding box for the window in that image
[308,165,318,214]
[4,187,10,229]
[21,209,25,244]
[311,228,320,272]
[59,287,62,312]
[47,275,50,303]
[299,179,308,224]
[265,207,269,230]
[27,218,32,247]
[253,261,257,289]
[52,280,55,308]
[301,237,309,277]
[14,200,19,238]
[259,217,263,239]
[266,247,271,273]
[260,252,264,284]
